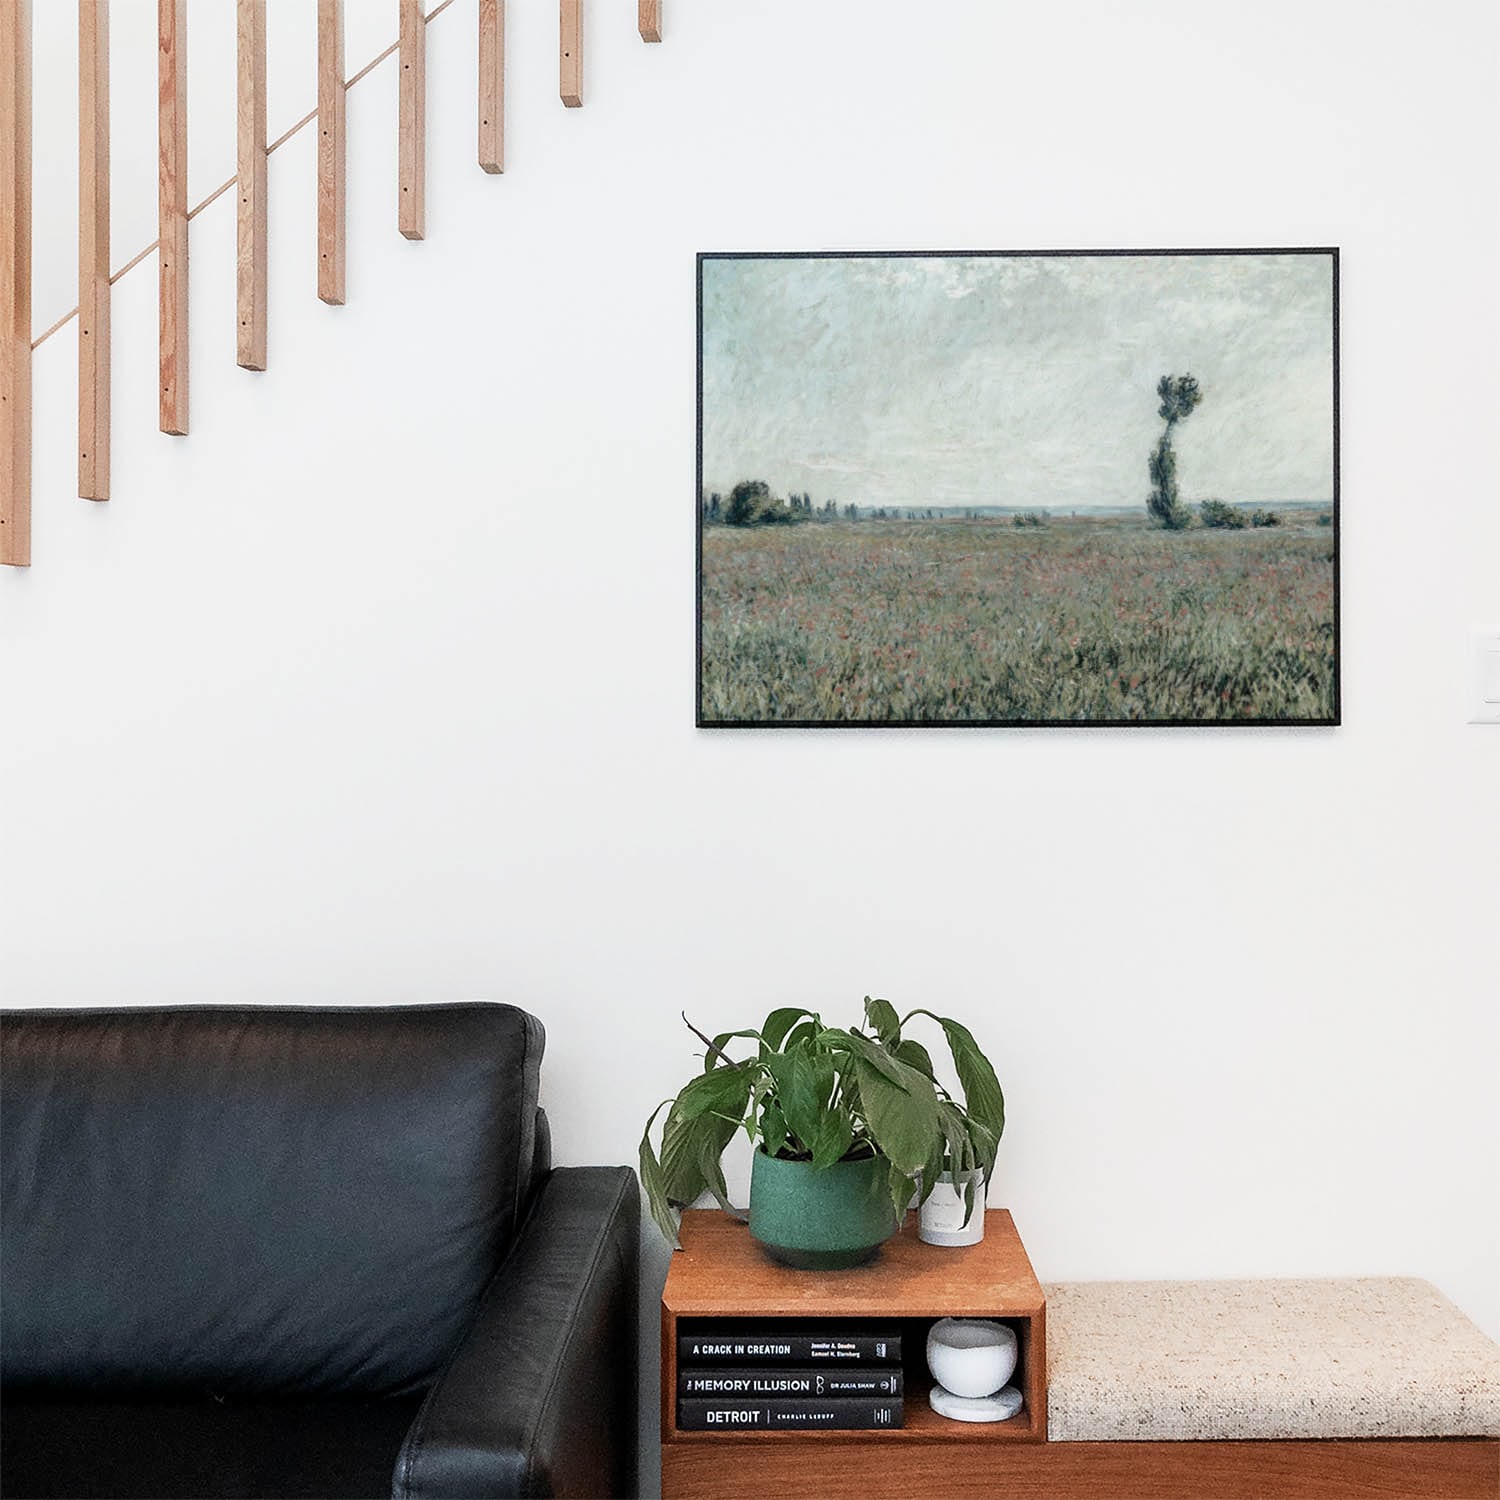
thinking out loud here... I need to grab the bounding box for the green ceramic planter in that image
[748,1149,899,1270]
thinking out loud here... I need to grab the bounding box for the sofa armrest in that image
[394,1166,639,1500]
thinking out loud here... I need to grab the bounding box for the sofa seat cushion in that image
[1043,1277,1500,1441]
[0,1393,424,1500]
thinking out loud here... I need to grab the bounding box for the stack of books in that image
[676,1326,904,1431]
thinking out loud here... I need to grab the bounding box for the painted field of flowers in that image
[698,517,1337,724]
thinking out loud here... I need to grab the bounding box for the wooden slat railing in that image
[478,0,503,174]
[560,0,582,108]
[1,0,31,564]
[157,0,188,435]
[317,0,346,305]
[398,0,425,240]
[2,0,664,567]
[236,0,268,371]
[78,0,109,500]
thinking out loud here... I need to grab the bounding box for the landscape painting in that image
[697,250,1339,726]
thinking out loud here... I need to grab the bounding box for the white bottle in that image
[917,1169,986,1247]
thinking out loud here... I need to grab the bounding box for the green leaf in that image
[701,1029,762,1073]
[809,1107,854,1171]
[839,1068,870,1157]
[962,1168,980,1227]
[764,1044,823,1154]
[835,1029,942,1172]
[659,1107,708,1204]
[782,1019,818,1053]
[745,1073,773,1141]
[663,1103,740,1209]
[666,1066,756,1186]
[834,1028,917,1090]
[811,1048,837,1107]
[851,1053,939,1174]
[893,1038,935,1080]
[662,1077,738,1188]
[696,1126,738,1217]
[886,1157,915,1226]
[965,1115,999,1180]
[936,1100,973,1178]
[674,1061,754,1123]
[915,1133,946,1212]
[760,1007,815,1054]
[840,1067,862,1117]
[759,1098,789,1158]
[864,996,901,1045]
[639,1101,680,1247]
[906,1010,1005,1148]
[936,1101,990,1228]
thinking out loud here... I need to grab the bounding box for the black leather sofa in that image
[0,1004,639,1500]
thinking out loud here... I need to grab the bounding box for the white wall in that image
[5,0,1498,1469]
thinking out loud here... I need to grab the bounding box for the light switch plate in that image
[1471,630,1500,724]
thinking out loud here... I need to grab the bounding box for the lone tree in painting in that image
[1147,374,1202,530]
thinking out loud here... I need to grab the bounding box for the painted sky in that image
[701,254,1335,510]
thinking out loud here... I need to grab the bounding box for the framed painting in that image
[696,249,1339,727]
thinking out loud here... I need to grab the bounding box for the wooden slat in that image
[0,0,30,564]
[317,0,345,304]
[639,0,661,43]
[478,0,503,173]
[158,0,188,434]
[236,0,266,370]
[78,1,109,500]
[398,0,424,239]
[560,0,581,107]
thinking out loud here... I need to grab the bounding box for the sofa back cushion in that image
[1,1004,543,1398]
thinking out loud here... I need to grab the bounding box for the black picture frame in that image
[696,248,1340,730]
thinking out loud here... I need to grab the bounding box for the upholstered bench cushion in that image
[1043,1277,1500,1441]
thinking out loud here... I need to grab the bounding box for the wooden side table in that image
[661,1208,1046,1500]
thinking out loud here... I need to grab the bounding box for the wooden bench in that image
[1035,1276,1500,1498]
[659,1213,1500,1500]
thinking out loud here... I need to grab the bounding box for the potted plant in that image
[640,997,1004,1268]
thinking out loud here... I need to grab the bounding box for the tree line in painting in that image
[702,484,1321,532]
[702,481,942,526]
[708,378,1344,537]
[703,377,1331,534]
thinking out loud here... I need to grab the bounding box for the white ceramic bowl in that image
[925,1317,1018,1399]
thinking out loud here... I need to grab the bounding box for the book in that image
[679,1367,904,1398]
[677,1396,903,1431]
[677,1331,900,1365]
